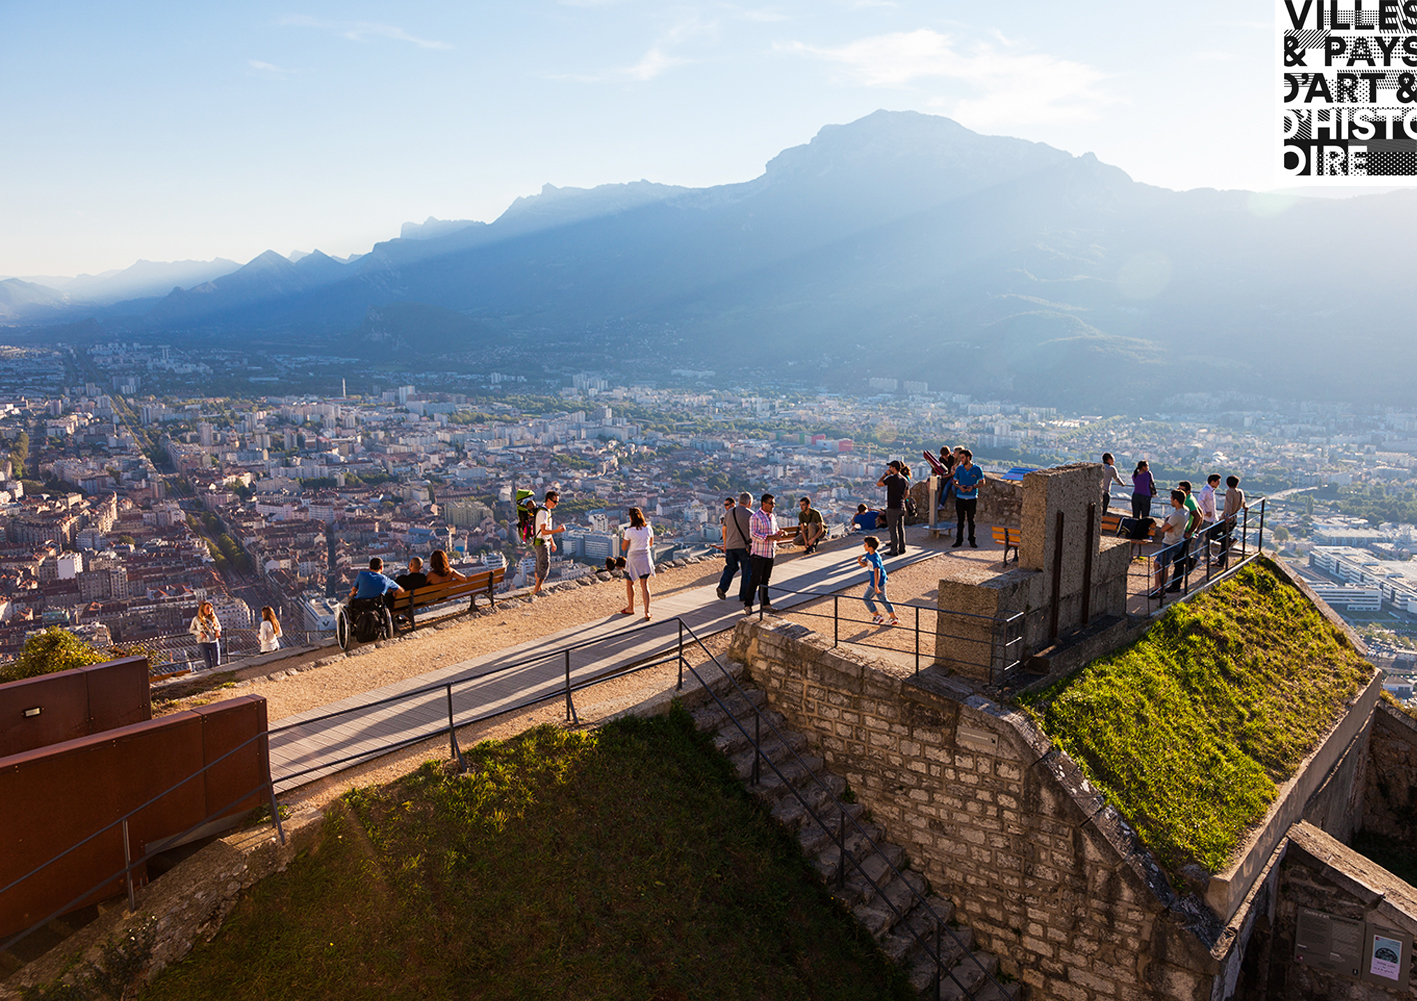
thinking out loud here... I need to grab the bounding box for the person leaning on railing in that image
[1151,490,1192,596]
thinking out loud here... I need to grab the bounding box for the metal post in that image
[935,923,942,1001]
[837,809,847,889]
[1049,511,1064,641]
[914,605,920,676]
[1081,502,1095,625]
[1257,498,1266,555]
[563,649,578,724]
[833,594,839,648]
[446,685,465,772]
[752,711,761,786]
[263,731,286,845]
[677,619,684,691]
[121,819,137,914]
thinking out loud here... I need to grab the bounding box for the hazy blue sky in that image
[2,1,1279,276]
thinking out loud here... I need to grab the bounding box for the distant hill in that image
[13,110,1417,408]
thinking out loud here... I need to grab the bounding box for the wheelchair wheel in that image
[336,605,352,650]
[381,605,394,640]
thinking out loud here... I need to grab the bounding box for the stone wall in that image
[911,474,1022,528]
[1237,822,1417,1000]
[1363,702,1417,842]
[727,618,1228,1001]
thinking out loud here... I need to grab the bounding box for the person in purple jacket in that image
[1131,460,1157,520]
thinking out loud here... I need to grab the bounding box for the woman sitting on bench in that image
[424,549,466,585]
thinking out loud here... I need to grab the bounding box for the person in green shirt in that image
[795,496,825,554]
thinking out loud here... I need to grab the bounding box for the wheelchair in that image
[336,596,395,651]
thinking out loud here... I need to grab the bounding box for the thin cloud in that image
[553,11,709,82]
[780,28,1114,126]
[248,60,297,79]
[278,14,452,50]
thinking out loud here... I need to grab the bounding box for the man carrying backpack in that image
[532,490,563,597]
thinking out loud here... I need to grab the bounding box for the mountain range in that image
[7,109,1416,409]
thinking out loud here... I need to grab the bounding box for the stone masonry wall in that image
[1242,822,1417,1001]
[728,618,1226,1001]
[910,475,1023,528]
[1363,702,1417,843]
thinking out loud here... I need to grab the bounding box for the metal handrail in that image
[6,602,1015,993]
[0,727,284,955]
[1144,497,1267,610]
[677,619,1010,1000]
[757,582,1028,685]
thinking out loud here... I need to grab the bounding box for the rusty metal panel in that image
[0,673,89,757]
[78,657,151,733]
[0,656,151,759]
[0,696,266,941]
[193,696,270,819]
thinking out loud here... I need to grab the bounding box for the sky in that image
[1,1,1287,277]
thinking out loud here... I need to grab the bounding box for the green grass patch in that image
[140,706,912,1001]
[1020,560,1372,874]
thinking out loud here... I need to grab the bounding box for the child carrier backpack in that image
[515,489,539,545]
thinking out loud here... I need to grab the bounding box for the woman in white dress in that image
[619,506,656,620]
[258,606,283,653]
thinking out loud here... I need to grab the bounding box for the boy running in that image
[857,535,898,626]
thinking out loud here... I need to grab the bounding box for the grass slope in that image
[1021,560,1372,873]
[141,707,912,1001]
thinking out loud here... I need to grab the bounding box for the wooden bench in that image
[388,567,506,634]
[991,526,1021,565]
[1100,512,1123,536]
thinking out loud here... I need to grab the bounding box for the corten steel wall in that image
[0,656,151,758]
[0,695,269,940]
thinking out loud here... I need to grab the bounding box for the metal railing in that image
[678,619,1011,1000]
[0,728,285,956]
[1143,497,1267,610]
[5,608,1018,996]
[759,583,1028,686]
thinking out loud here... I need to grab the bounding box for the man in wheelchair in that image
[339,558,407,649]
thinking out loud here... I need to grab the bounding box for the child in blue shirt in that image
[857,536,898,625]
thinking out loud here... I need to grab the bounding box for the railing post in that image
[564,649,578,725]
[914,605,920,676]
[263,731,286,845]
[446,684,465,773]
[833,594,839,648]
[1082,502,1095,625]
[935,922,942,1001]
[677,619,684,691]
[121,818,137,914]
[1049,511,1064,640]
[752,710,761,786]
[1257,498,1266,555]
[837,809,847,890]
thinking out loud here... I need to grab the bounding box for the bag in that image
[515,489,539,545]
[353,606,384,643]
[903,496,918,519]
[1119,517,1153,540]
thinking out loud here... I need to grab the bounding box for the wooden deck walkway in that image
[268,546,937,791]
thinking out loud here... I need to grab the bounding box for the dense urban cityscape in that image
[0,338,1414,694]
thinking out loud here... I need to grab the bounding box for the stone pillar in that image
[937,566,1035,683]
[1020,463,1106,641]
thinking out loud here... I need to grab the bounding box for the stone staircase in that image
[690,678,1021,1001]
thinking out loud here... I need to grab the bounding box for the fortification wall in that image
[728,618,1225,1001]
[1363,702,1417,843]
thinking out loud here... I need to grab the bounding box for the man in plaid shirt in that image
[745,493,793,615]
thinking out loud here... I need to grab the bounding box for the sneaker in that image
[760,604,776,614]
[886,617,899,626]
[715,588,726,600]
[871,613,885,624]
[742,604,754,616]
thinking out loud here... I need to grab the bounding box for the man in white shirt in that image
[1198,474,1220,526]
[532,490,563,596]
